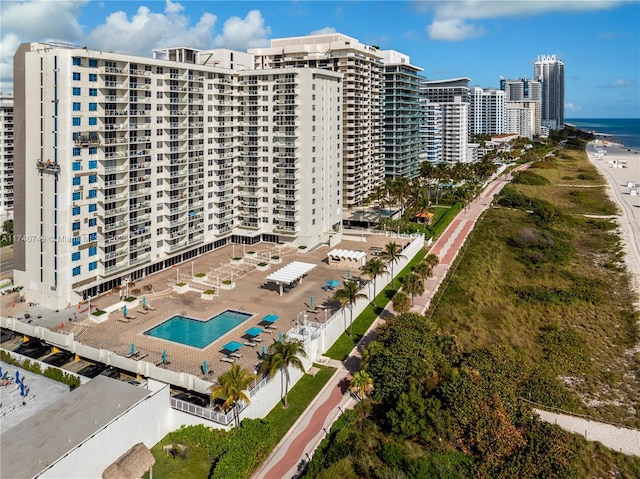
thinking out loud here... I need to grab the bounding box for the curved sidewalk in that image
[253,172,517,478]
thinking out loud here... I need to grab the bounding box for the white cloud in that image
[310,27,337,36]
[214,10,271,50]
[565,102,580,111]
[85,5,217,56]
[427,19,483,41]
[424,0,622,41]
[601,78,635,88]
[0,0,87,41]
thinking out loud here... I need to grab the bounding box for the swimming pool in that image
[144,310,252,348]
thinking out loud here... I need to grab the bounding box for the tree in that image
[424,253,440,269]
[402,272,425,306]
[413,261,433,283]
[208,363,257,428]
[334,279,368,337]
[260,338,307,408]
[380,241,407,289]
[392,291,411,314]
[360,258,387,306]
[2,219,13,235]
[349,370,374,400]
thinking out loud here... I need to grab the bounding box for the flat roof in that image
[0,376,150,479]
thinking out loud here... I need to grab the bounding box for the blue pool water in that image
[144,310,252,348]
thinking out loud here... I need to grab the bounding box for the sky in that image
[1,0,638,118]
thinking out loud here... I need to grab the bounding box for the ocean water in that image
[566,118,640,150]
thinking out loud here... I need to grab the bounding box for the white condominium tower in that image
[0,94,14,221]
[500,77,542,137]
[13,42,342,310]
[424,78,470,163]
[249,33,384,207]
[534,55,565,130]
[469,86,505,136]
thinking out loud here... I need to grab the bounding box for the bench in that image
[243,341,257,347]
[220,357,235,363]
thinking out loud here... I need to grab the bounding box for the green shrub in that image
[298,245,307,249]
[232,257,242,261]
[539,326,590,375]
[512,171,550,186]
[271,256,280,260]
[203,289,215,295]
[195,272,206,278]
[176,282,186,287]
[258,262,268,267]
[92,309,106,316]
[222,279,232,285]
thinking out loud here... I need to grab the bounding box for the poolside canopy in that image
[266,261,316,295]
[245,327,264,337]
[262,314,279,324]
[222,341,243,353]
[327,249,366,265]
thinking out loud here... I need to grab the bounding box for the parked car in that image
[14,339,52,359]
[100,367,121,380]
[43,351,74,367]
[78,364,105,378]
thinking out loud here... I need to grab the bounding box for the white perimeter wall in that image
[40,379,171,479]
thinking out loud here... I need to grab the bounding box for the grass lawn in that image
[145,363,336,479]
[429,140,640,427]
[325,248,427,361]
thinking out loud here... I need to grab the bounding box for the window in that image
[73,72,81,81]
[72,222,81,231]
[89,73,97,82]
[73,148,81,157]
[88,246,97,256]
[73,102,81,111]
[72,191,81,201]
[88,102,97,111]
[72,266,81,276]
[89,88,97,97]
[72,161,81,170]
[88,147,97,155]
[72,206,81,216]
[72,117,81,126]
[88,261,97,271]
[72,237,81,246]
[88,59,98,67]
[72,252,81,261]
[89,233,97,241]
[88,160,97,169]
[72,57,82,66]
[72,177,81,186]
[72,87,81,96]
[88,189,97,199]
[88,218,97,227]
[88,117,97,126]
[88,204,97,213]
[88,174,97,183]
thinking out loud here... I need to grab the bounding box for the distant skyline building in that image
[13,42,342,309]
[0,94,14,221]
[469,86,505,136]
[534,55,565,130]
[425,78,470,163]
[249,33,385,207]
[500,77,542,137]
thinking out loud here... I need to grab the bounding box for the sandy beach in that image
[585,139,640,309]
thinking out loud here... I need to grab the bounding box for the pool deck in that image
[59,236,397,382]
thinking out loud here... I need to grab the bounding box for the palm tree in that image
[333,279,368,337]
[413,260,433,282]
[392,291,411,314]
[402,272,425,306]
[260,338,307,408]
[380,241,407,289]
[208,363,257,428]
[424,253,440,269]
[349,371,374,400]
[360,257,387,306]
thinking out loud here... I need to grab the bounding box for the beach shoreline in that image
[584,139,640,312]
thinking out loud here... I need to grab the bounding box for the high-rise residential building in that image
[425,78,470,163]
[0,94,14,221]
[505,103,535,139]
[13,42,342,309]
[534,55,564,130]
[380,50,426,179]
[500,77,542,137]
[423,103,443,164]
[249,33,385,207]
[469,86,505,136]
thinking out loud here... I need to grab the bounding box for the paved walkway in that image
[535,409,640,457]
[252,170,520,478]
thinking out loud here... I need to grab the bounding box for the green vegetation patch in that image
[512,170,550,185]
